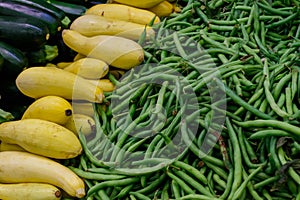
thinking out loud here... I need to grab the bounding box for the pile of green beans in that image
[64,0,300,199]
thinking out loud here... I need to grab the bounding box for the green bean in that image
[235,126,264,168]
[263,59,289,118]
[242,44,263,66]
[219,167,233,199]
[108,72,120,86]
[194,6,209,25]
[113,184,133,199]
[110,110,152,161]
[172,169,213,197]
[249,129,290,139]
[232,165,264,200]
[257,2,292,16]
[253,176,279,189]
[96,190,110,200]
[285,87,294,115]
[233,119,300,142]
[273,73,292,101]
[209,17,249,25]
[180,194,219,200]
[166,10,192,25]
[129,192,151,200]
[205,161,228,180]
[226,118,243,200]
[161,180,169,200]
[135,172,167,194]
[171,179,181,199]
[270,136,281,171]
[212,173,226,189]
[129,194,137,200]
[183,122,225,167]
[215,78,273,120]
[245,175,264,200]
[234,87,264,116]
[172,160,208,185]
[129,83,148,103]
[78,131,117,168]
[87,177,140,197]
[208,24,236,32]
[69,166,126,181]
[265,11,299,29]
[167,170,195,195]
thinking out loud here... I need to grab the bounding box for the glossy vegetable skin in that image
[0,16,50,51]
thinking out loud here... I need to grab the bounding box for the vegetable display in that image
[0,0,300,199]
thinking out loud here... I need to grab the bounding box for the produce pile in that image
[0,0,300,199]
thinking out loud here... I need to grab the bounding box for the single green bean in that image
[233,119,300,142]
[226,118,243,200]
[87,177,140,197]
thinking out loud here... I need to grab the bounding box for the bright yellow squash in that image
[89,79,115,92]
[112,0,165,8]
[62,29,144,70]
[63,57,109,79]
[0,151,85,198]
[0,183,62,200]
[64,113,96,136]
[85,3,160,25]
[148,1,173,17]
[0,142,25,152]
[0,119,82,159]
[21,95,73,125]
[70,14,155,41]
[72,102,95,117]
[16,66,104,103]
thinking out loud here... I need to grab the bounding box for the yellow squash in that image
[0,151,85,198]
[21,95,73,125]
[89,79,115,92]
[62,29,144,70]
[85,3,160,25]
[72,102,95,117]
[56,62,72,69]
[64,57,109,79]
[16,66,104,103]
[0,119,82,159]
[73,53,86,61]
[64,113,96,136]
[70,14,155,41]
[112,0,165,8]
[148,0,173,17]
[0,142,25,152]
[0,183,62,200]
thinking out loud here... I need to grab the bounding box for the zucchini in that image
[85,0,105,7]
[0,0,61,36]
[47,0,87,21]
[0,16,50,51]
[23,45,59,66]
[10,0,71,28]
[0,54,3,72]
[54,0,86,5]
[0,41,28,77]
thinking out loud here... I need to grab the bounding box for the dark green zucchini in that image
[10,0,71,28]
[0,0,61,36]
[23,45,59,66]
[0,54,3,72]
[0,16,50,51]
[55,0,87,6]
[47,0,87,21]
[85,0,105,7]
[0,41,28,77]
